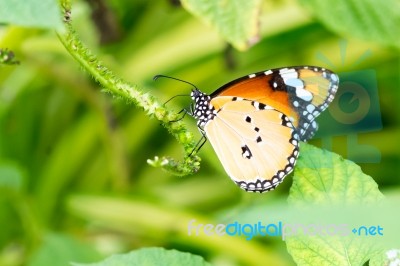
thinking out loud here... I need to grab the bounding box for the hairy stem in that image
[56,2,200,176]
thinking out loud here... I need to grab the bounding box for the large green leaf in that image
[180,0,262,51]
[286,143,385,266]
[72,247,211,266]
[288,143,384,206]
[299,0,400,49]
[0,0,62,29]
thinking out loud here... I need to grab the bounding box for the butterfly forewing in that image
[204,97,299,192]
[211,66,339,141]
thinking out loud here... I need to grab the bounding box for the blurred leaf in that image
[72,247,210,266]
[286,144,384,265]
[28,233,101,266]
[299,0,400,48]
[0,161,25,193]
[36,112,102,222]
[67,195,288,266]
[0,0,62,29]
[0,200,21,249]
[180,0,262,51]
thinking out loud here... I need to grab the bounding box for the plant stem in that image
[56,3,200,176]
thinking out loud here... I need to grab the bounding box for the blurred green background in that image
[0,0,399,265]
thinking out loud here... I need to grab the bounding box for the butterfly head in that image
[190,89,216,128]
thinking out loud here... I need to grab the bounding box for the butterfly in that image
[158,66,339,193]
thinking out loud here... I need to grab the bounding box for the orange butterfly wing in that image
[211,73,295,120]
[211,66,339,141]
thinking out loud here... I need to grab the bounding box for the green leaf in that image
[299,0,400,49]
[72,247,211,266]
[288,143,384,206]
[0,161,25,193]
[180,0,262,51]
[286,143,385,266]
[0,0,62,29]
[289,234,385,266]
[28,233,101,266]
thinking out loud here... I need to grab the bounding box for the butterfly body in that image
[189,66,339,193]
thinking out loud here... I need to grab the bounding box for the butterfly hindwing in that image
[204,97,299,192]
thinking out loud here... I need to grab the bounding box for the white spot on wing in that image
[306,104,315,112]
[249,73,256,78]
[280,68,298,79]
[285,78,303,88]
[296,87,313,101]
[264,70,273,75]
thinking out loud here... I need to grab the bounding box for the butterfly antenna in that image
[153,74,199,91]
[164,94,190,105]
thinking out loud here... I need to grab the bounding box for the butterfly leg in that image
[168,108,189,123]
[188,130,208,157]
